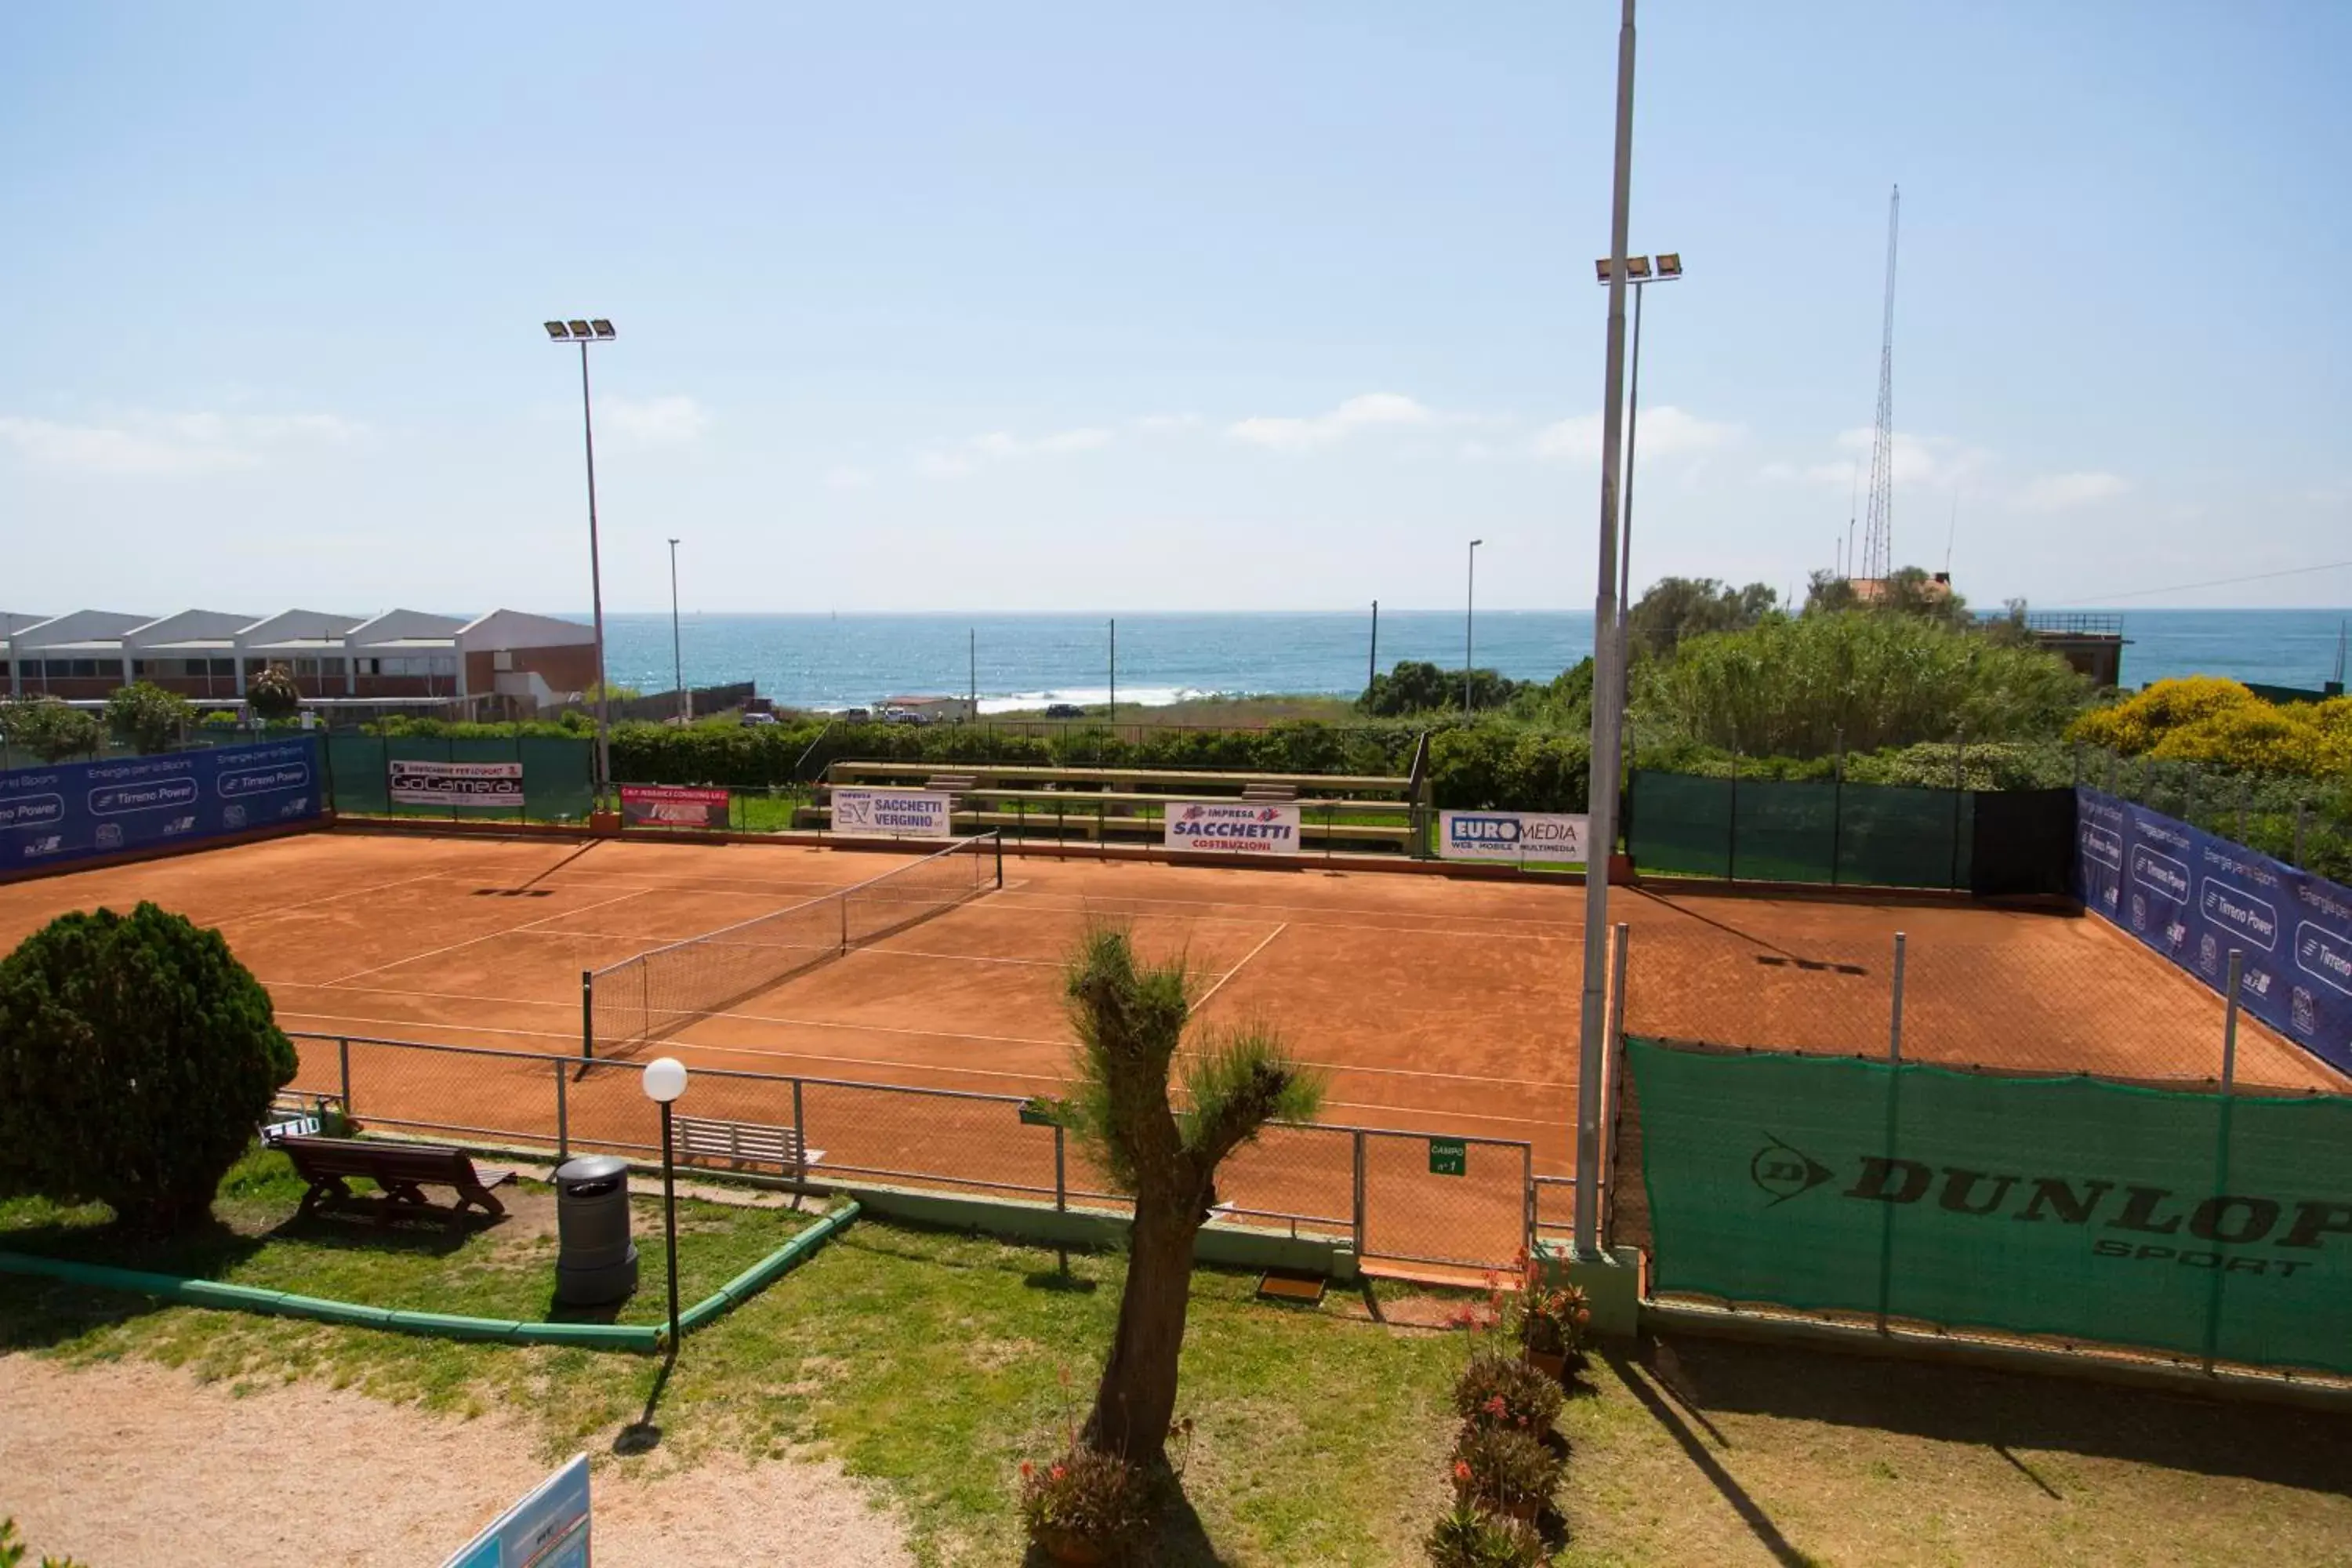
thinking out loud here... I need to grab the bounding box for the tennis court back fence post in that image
[579,970,594,1062]
[1351,1130,1367,1256]
[2292,803,2306,867]
[993,827,1003,887]
[1889,933,1907,1060]
[1948,733,1965,889]
[554,1059,570,1160]
[791,1080,807,1184]
[1829,731,1845,886]
[1726,752,1740,883]
[2221,947,2243,1090]
[338,1036,352,1119]
[1054,1124,1068,1212]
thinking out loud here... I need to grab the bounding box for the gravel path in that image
[0,1354,914,1567]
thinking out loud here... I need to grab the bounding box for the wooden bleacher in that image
[803,755,1431,855]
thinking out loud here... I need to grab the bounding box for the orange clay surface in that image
[1,829,2338,1258]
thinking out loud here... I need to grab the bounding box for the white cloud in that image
[1131,412,1203,434]
[917,426,1114,477]
[2017,470,2129,512]
[601,394,710,446]
[1226,392,1451,450]
[823,465,875,491]
[1533,405,1740,463]
[0,409,364,476]
[1763,428,1993,491]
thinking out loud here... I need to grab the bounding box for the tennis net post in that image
[580,968,594,1062]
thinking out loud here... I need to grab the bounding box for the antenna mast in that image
[1861,186,1900,583]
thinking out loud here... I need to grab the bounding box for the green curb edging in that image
[0,1200,860,1352]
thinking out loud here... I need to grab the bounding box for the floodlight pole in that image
[1575,0,1639,1261]
[668,538,687,723]
[575,338,614,797]
[1465,540,1483,716]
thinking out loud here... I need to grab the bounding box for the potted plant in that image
[1453,1350,1564,1435]
[1450,1421,1564,1524]
[1502,1254,1592,1381]
[1424,1500,1549,1567]
[1018,1446,1151,1564]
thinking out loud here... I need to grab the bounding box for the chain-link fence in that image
[2074,744,2352,884]
[286,1032,1538,1271]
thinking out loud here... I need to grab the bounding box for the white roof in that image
[237,609,368,649]
[347,609,470,647]
[457,608,595,651]
[0,612,53,650]
[8,610,151,651]
[125,609,260,648]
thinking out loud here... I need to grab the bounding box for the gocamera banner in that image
[1629,1038,2352,1374]
[390,757,524,808]
[2074,786,2352,1077]
[0,738,321,872]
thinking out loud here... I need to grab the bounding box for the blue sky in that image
[3,2,2347,615]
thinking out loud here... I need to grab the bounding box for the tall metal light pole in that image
[1107,618,1116,720]
[545,318,617,795]
[1592,253,1682,700]
[1368,600,1379,694]
[667,537,688,724]
[1464,540,1484,716]
[1575,0,1639,1261]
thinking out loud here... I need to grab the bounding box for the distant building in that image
[2023,612,2129,688]
[1847,571,1956,607]
[880,694,976,723]
[0,607,598,719]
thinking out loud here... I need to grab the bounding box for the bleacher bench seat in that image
[674,1116,825,1173]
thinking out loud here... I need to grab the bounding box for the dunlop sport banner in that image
[2074,786,2352,1077]
[0,737,322,872]
[1630,1038,2352,1374]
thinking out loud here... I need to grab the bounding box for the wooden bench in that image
[279,1135,516,1232]
[675,1116,824,1175]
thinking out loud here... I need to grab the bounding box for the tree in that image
[246,663,302,722]
[0,695,106,763]
[0,903,295,1232]
[1051,927,1322,1464]
[1359,659,1523,717]
[1627,577,1777,659]
[1802,570,1859,617]
[105,681,195,753]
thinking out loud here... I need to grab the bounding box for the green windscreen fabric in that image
[1628,771,1973,889]
[517,736,595,822]
[1629,1038,2352,1375]
[325,735,390,815]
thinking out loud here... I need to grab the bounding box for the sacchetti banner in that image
[831,787,951,837]
[1164,800,1301,855]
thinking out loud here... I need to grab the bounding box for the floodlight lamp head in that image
[543,321,570,340]
[1654,252,1684,279]
[566,319,593,339]
[590,319,616,339]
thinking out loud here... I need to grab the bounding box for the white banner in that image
[1164,800,1302,856]
[1438,810,1589,864]
[831,786,952,837]
[389,759,525,808]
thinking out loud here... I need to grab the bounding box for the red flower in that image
[1050,1465,1067,1482]
[1483,1395,1508,1417]
[1019,1461,1033,1479]
[1454,1460,1473,1483]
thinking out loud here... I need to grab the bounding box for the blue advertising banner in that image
[2075,786,2352,1078]
[0,737,323,873]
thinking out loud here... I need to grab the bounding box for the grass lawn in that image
[7,1158,2351,1565]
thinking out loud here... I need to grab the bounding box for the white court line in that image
[315,887,659,987]
[982,885,1588,931]
[973,893,1580,945]
[1192,922,1287,1012]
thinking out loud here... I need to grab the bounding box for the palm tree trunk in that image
[1083,1194,1200,1465]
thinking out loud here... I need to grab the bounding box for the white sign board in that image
[1438,810,1590,864]
[390,759,525,808]
[1164,800,1302,856]
[831,786,952,837]
[441,1454,590,1568]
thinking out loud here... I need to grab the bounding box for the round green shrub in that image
[0,902,294,1232]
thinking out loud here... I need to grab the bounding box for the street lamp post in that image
[1464,540,1484,716]
[667,537,688,724]
[1591,253,1682,663]
[544,318,618,797]
[640,1056,690,1361]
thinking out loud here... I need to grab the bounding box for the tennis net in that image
[585,831,1000,1058]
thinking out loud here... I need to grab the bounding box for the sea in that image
[595,608,2352,713]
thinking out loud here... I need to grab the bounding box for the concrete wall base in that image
[1535,1242,1643,1338]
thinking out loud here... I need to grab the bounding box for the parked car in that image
[741,711,778,726]
[1043,702,1084,720]
[838,707,871,723]
[880,706,925,725]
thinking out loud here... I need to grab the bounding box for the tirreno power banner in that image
[1630,1038,2352,1374]
[0,737,322,872]
[2074,786,2352,1077]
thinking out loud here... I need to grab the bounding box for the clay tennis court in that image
[3,826,2338,1132]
